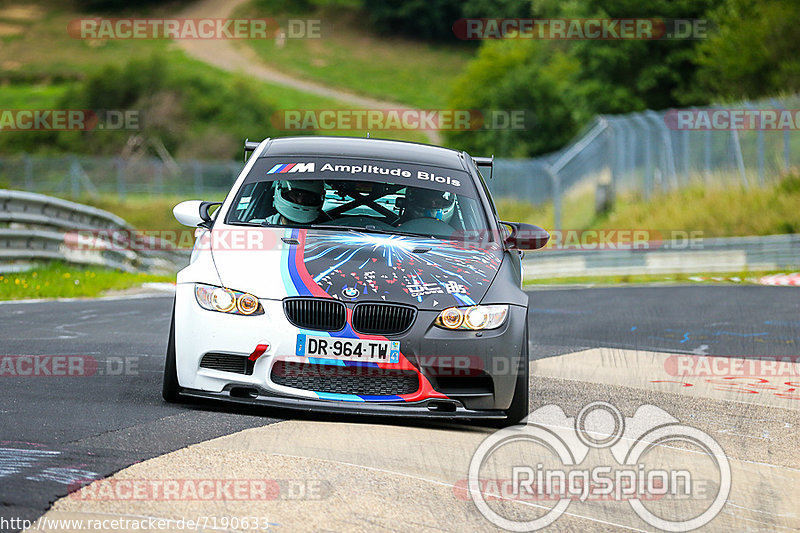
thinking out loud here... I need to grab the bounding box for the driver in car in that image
[400,187,456,224]
[267,180,325,225]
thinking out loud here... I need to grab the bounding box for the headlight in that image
[434,305,508,330]
[195,284,264,316]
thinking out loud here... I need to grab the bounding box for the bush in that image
[0,56,279,159]
[361,0,464,41]
[445,0,718,157]
[693,0,800,100]
[445,39,581,157]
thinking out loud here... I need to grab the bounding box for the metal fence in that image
[0,155,242,199]
[490,94,800,227]
[522,233,800,279]
[0,189,188,274]
[2,95,799,225]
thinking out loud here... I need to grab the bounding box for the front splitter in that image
[179,388,507,420]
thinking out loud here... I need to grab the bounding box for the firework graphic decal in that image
[300,230,502,306]
[277,227,453,403]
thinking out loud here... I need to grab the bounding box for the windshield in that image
[225,158,491,240]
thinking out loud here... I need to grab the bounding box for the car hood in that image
[211,227,503,309]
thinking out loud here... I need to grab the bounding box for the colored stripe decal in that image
[278,229,451,405]
[359,395,404,402]
[279,163,296,173]
[287,230,312,296]
[342,360,380,368]
[248,344,269,362]
[307,357,345,366]
[317,392,365,402]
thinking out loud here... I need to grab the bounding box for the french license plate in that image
[295,334,400,364]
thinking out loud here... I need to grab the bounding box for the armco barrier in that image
[521,234,800,279]
[0,189,188,274]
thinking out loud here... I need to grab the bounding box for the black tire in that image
[503,325,530,426]
[162,304,182,403]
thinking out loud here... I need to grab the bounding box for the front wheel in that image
[484,326,529,429]
[162,304,182,403]
[503,327,530,425]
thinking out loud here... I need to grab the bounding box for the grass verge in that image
[0,262,174,301]
[233,0,471,109]
[0,1,430,158]
[78,194,225,233]
[496,169,800,237]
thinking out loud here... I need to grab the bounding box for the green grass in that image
[233,0,471,109]
[148,53,431,143]
[0,84,72,108]
[0,4,171,80]
[524,270,793,286]
[495,169,800,237]
[0,262,174,300]
[495,187,597,230]
[594,174,800,237]
[76,194,222,233]
[0,0,430,155]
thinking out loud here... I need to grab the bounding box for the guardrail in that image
[522,234,800,279]
[0,189,188,274]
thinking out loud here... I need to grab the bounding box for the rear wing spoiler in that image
[244,138,268,161]
[472,155,494,180]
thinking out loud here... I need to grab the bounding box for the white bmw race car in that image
[163,136,548,423]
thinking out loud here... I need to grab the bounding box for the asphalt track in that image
[0,286,798,531]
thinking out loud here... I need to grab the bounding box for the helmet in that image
[273,180,324,223]
[405,187,455,223]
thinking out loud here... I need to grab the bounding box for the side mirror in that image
[501,221,549,251]
[173,201,221,228]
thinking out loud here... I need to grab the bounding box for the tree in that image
[445,0,718,156]
[693,0,800,100]
[361,0,464,41]
[446,39,581,157]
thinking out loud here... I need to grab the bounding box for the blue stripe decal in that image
[358,395,404,402]
[287,229,312,296]
[342,360,380,368]
[317,392,365,402]
[307,357,345,366]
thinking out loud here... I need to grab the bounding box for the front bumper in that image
[179,387,506,419]
[173,283,527,414]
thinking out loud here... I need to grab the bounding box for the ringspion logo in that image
[466,402,730,531]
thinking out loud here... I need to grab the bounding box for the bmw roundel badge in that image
[342,287,359,298]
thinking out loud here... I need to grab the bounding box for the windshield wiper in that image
[256,221,440,240]
[312,224,439,240]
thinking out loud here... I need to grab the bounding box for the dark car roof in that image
[260,136,468,171]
